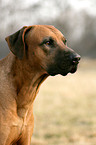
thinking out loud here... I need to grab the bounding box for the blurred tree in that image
[0,0,96,58]
[74,12,96,58]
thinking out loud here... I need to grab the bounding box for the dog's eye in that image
[64,39,67,45]
[44,39,54,46]
[45,41,51,46]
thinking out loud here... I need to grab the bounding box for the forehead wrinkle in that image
[33,26,58,43]
[27,25,65,45]
[45,25,64,39]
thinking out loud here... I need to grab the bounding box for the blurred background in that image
[0,0,96,145]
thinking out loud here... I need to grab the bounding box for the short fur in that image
[0,25,80,145]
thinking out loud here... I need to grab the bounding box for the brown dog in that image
[0,25,80,145]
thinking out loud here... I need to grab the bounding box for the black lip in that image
[70,65,78,74]
[60,72,68,76]
[47,59,80,76]
[59,63,78,75]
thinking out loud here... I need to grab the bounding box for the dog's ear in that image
[5,26,32,59]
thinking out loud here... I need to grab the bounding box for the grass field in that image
[31,59,96,145]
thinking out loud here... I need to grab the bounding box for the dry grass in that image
[31,59,96,145]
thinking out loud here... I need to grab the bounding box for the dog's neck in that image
[5,53,48,117]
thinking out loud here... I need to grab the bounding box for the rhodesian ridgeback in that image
[0,25,80,145]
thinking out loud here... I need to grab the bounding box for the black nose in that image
[72,54,81,65]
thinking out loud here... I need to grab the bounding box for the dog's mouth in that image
[69,59,80,74]
[59,63,79,76]
[69,64,78,74]
[47,62,79,76]
[46,54,80,76]
[59,56,80,76]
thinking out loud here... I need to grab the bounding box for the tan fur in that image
[0,25,80,145]
[0,25,64,145]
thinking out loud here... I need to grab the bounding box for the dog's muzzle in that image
[69,54,81,74]
[47,51,81,76]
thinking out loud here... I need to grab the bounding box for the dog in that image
[0,25,80,145]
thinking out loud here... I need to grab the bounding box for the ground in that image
[31,58,96,145]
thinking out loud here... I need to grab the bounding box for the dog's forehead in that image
[29,25,64,41]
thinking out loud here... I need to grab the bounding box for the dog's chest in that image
[17,104,34,131]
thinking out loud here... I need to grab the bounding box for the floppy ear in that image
[5,26,32,59]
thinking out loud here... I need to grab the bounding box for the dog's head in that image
[5,25,80,76]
